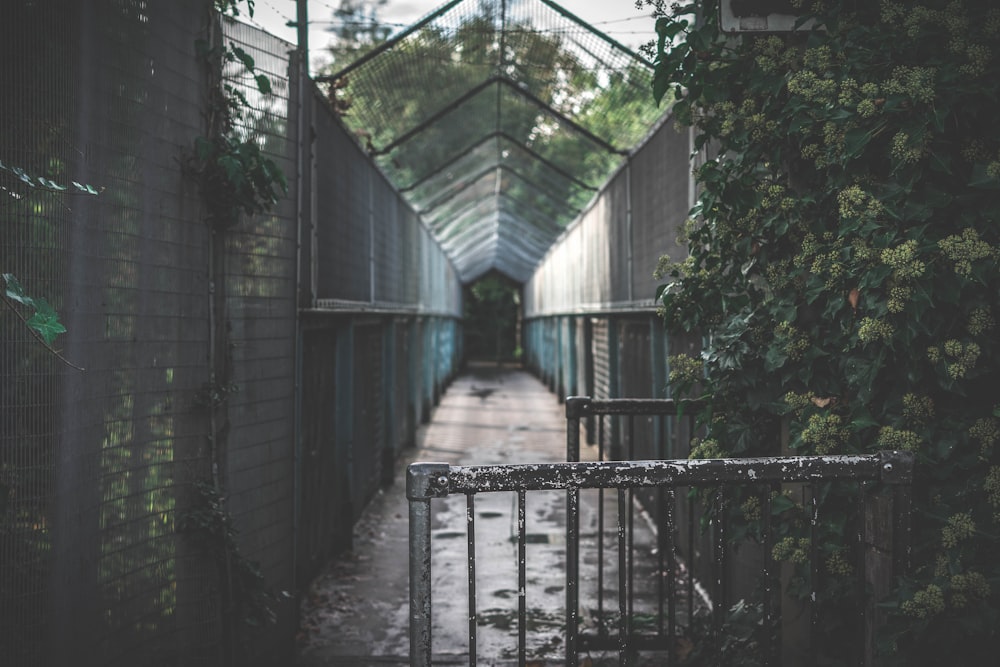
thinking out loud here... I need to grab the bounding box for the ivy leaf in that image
[969,163,999,189]
[195,136,214,162]
[254,74,272,95]
[3,273,34,308]
[3,274,67,346]
[231,45,255,72]
[25,298,66,345]
[843,127,873,160]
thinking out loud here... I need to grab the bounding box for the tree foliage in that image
[650,0,1000,662]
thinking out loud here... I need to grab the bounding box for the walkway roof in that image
[317,0,664,285]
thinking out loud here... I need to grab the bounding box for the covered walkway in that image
[296,364,692,666]
[298,364,565,665]
[1,1,692,665]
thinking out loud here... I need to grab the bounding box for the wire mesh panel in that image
[522,114,692,329]
[219,20,299,659]
[372,184,402,304]
[2,5,304,665]
[298,325,348,585]
[351,322,386,517]
[1,3,77,663]
[314,95,372,303]
[629,120,691,303]
[1,2,224,665]
[604,169,632,304]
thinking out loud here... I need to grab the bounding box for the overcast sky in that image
[248,0,658,72]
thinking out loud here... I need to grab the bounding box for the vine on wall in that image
[650,1,999,663]
[180,1,288,662]
[192,0,287,230]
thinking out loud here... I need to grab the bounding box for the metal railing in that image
[407,445,913,666]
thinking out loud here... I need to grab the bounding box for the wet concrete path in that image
[295,364,686,666]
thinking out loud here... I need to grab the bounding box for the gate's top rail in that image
[566,395,706,417]
[407,451,913,499]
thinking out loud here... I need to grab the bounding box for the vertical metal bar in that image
[566,398,583,461]
[657,413,668,645]
[628,485,635,622]
[687,489,695,633]
[666,485,677,663]
[713,487,727,632]
[566,398,584,665]
[408,463,448,667]
[857,481,867,667]
[409,496,433,667]
[598,416,606,633]
[893,467,913,575]
[627,416,635,627]
[518,490,527,667]
[762,484,776,667]
[809,489,819,664]
[618,487,628,665]
[566,486,580,667]
[861,480,878,667]
[467,493,477,667]
[657,487,666,637]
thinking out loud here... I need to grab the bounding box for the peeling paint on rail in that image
[407,452,912,499]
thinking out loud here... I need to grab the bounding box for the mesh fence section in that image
[219,19,298,653]
[2,5,304,666]
[312,89,462,309]
[523,116,692,317]
[604,167,631,304]
[314,92,372,302]
[630,120,692,303]
[2,2,220,665]
[1,2,77,663]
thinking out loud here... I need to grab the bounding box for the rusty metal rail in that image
[407,447,913,666]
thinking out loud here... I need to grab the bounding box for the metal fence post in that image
[863,450,915,667]
[564,396,588,666]
[407,462,450,667]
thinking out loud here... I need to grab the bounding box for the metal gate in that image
[408,412,913,666]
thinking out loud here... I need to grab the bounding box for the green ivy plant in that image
[177,480,281,631]
[649,1,1000,663]
[181,2,288,660]
[3,269,81,371]
[2,160,101,369]
[2,273,66,346]
[192,0,287,229]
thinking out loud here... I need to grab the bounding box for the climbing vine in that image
[649,0,1000,663]
[1,159,100,369]
[0,273,80,370]
[191,0,287,229]
[183,1,288,660]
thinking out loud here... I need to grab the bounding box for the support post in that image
[407,463,450,667]
[863,451,914,667]
[780,417,810,665]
